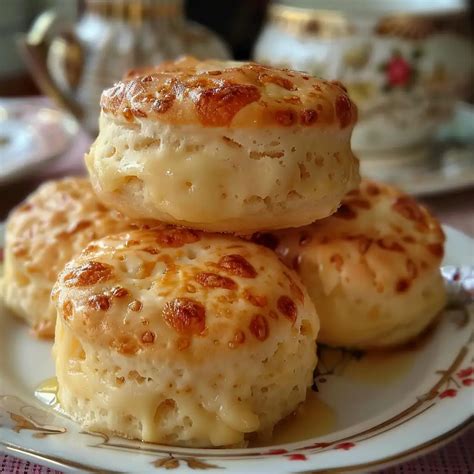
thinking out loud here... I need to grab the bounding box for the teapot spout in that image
[17,10,83,122]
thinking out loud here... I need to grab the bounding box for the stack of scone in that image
[1,57,446,448]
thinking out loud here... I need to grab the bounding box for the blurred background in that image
[0,0,473,233]
[0,0,268,97]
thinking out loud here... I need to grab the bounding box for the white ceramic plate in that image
[0,223,472,473]
[0,99,78,185]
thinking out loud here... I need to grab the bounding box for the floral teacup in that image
[254,0,473,162]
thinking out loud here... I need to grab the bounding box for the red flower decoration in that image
[267,449,287,455]
[462,379,474,387]
[457,368,474,378]
[335,442,355,450]
[387,56,412,87]
[286,454,307,461]
[439,389,457,399]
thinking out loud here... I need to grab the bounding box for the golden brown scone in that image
[86,57,360,233]
[52,228,319,447]
[254,181,446,350]
[0,178,145,338]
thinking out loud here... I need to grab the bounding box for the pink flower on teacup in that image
[380,49,421,91]
[387,56,412,87]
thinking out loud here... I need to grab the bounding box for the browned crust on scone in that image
[261,180,445,295]
[101,56,357,129]
[53,228,313,356]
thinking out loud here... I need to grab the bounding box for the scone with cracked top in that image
[52,227,319,447]
[254,180,446,350]
[86,57,360,233]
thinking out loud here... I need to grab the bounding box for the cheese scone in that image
[254,181,446,350]
[1,177,142,338]
[52,228,319,447]
[86,56,360,233]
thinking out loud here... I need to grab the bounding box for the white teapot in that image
[19,0,230,133]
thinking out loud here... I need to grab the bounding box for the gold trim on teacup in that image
[375,13,469,40]
[268,4,469,39]
[268,5,353,38]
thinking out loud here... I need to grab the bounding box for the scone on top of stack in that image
[86,56,359,233]
[52,228,319,447]
[1,178,146,338]
[254,180,446,350]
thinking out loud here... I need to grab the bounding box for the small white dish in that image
[0,223,472,473]
[360,144,474,197]
[0,98,78,185]
[360,102,474,196]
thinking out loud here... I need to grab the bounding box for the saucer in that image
[0,98,78,185]
[360,102,474,196]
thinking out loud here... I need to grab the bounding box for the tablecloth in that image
[0,100,473,473]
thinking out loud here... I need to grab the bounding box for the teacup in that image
[254,0,473,164]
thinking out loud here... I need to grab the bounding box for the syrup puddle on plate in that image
[35,377,336,447]
[251,391,336,447]
[345,350,415,384]
[317,346,416,385]
[316,324,434,386]
[35,377,60,408]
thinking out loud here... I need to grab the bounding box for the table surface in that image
[0,112,473,474]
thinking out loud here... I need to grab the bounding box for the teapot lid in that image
[85,0,184,19]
